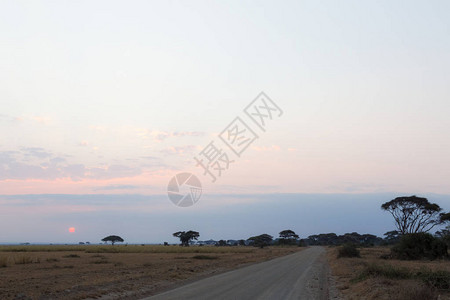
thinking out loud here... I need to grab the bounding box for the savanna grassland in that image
[0,244,302,299]
[328,246,450,300]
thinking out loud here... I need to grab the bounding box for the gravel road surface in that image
[145,246,339,300]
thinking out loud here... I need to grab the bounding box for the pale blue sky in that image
[1,193,448,244]
[0,1,449,242]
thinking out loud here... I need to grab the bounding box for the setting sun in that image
[68,227,75,233]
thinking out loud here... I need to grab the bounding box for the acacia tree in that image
[279,230,299,245]
[173,230,199,247]
[248,234,273,248]
[381,196,444,234]
[101,235,124,245]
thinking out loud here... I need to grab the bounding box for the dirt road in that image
[145,246,339,300]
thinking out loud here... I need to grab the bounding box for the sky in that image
[0,1,449,243]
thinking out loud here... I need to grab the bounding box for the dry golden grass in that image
[327,246,450,300]
[0,245,301,299]
[0,244,255,253]
[0,255,8,267]
[13,255,34,265]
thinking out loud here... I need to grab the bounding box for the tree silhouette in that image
[279,230,299,245]
[248,234,273,248]
[381,196,444,234]
[383,230,400,244]
[173,231,199,247]
[440,212,450,223]
[101,235,124,245]
[217,240,227,246]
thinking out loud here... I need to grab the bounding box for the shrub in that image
[417,269,450,290]
[357,263,412,281]
[63,254,80,258]
[337,244,360,258]
[391,233,448,260]
[356,263,450,292]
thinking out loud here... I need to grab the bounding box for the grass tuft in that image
[417,269,450,290]
[63,254,80,258]
[14,256,33,264]
[355,263,412,282]
[91,259,109,264]
[46,258,59,262]
[354,262,450,291]
[396,284,438,300]
[192,255,219,260]
[0,256,8,267]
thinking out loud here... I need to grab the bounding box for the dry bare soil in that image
[0,245,301,300]
[328,246,450,300]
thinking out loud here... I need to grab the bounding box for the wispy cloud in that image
[92,184,141,191]
[86,165,142,180]
[21,147,53,159]
[0,149,158,181]
[0,114,52,125]
[160,145,198,155]
[136,129,205,142]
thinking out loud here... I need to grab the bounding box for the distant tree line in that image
[303,232,383,246]
[169,230,393,248]
[100,195,450,261]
